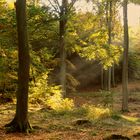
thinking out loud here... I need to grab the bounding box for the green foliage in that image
[0,2,17,94]
[130,0,140,4]
[68,12,123,70]
[129,27,140,79]
[100,91,114,107]
[111,113,121,120]
[29,73,59,103]
[0,0,123,97]
[0,2,57,94]
[80,43,123,69]
[128,51,140,79]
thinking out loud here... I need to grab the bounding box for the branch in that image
[53,0,61,9]
[48,0,60,14]
[68,0,77,11]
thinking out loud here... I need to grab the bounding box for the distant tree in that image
[122,0,129,112]
[94,0,118,91]
[5,0,31,132]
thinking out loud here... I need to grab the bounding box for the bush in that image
[29,73,74,112]
[46,96,74,112]
[82,104,111,121]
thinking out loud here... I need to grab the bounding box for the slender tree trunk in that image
[5,0,31,132]
[107,0,113,91]
[104,70,108,90]
[111,64,116,87]
[60,0,68,97]
[122,0,129,112]
[101,65,104,90]
[111,2,116,88]
[104,0,112,91]
[99,18,105,90]
[107,68,111,91]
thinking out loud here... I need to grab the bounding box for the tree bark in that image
[59,0,68,97]
[5,0,31,132]
[122,0,129,112]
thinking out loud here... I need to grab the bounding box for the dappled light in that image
[121,115,140,123]
[0,0,140,139]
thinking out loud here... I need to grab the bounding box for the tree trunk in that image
[111,64,116,87]
[107,0,113,91]
[107,68,111,91]
[5,0,31,132]
[104,70,108,90]
[103,0,112,91]
[101,65,104,90]
[122,0,129,112]
[59,0,68,97]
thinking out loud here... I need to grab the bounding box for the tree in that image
[92,0,122,108]
[5,0,31,132]
[59,0,68,97]
[86,0,122,91]
[122,0,129,112]
[48,0,76,97]
[104,0,113,91]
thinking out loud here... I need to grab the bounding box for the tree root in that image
[5,118,32,133]
[5,117,17,128]
[103,134,131,140]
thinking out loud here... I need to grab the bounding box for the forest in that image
[0,0,140,139]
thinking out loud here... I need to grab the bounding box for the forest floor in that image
[0,81,140,140]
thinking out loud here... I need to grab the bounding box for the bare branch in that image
[48,0,60,14]
[68,0,77,11]
[53,0,61,9]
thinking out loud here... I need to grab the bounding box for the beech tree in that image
[122,0,129,112]
[59,0,68,97]
[5,0,31,132]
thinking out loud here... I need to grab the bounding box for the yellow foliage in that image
[29,73,74,112]
[46,94,74,112]
[83,104,111,121]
